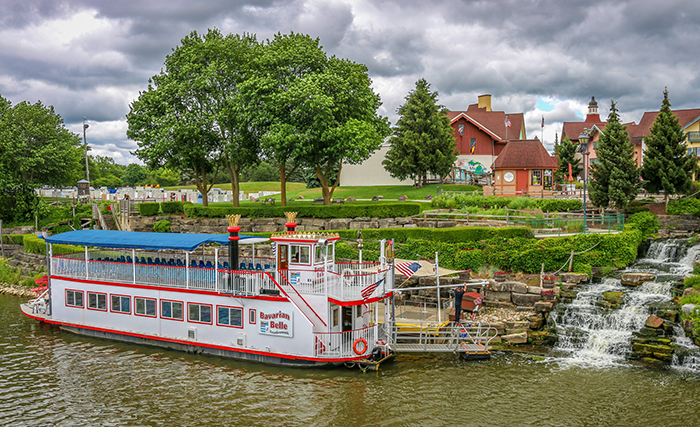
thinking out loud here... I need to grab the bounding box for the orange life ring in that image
[353,338,368,355]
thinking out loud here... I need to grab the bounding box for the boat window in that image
[87,292,106,311]
[332,306,339,328]
[110,295,130,314]
[315,245,327,264]
[291,245,310,264]
[161,300,183,320]
[135,297,157,317]
[217,306,243,328]
[188,303,212,324]
[249,309,256,324]
[66,290,84,308]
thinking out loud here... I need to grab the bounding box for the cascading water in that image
[552,239,700,371]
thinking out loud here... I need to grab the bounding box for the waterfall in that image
[553,239,700,371]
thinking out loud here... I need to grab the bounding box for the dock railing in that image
[388,321,497,354]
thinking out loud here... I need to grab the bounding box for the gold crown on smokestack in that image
[226,214,241,227]
[284,212,298,223]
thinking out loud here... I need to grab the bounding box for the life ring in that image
[353,338,368,355]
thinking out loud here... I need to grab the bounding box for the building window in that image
[87,292,106,311]
[590,158,599,165]
[135,297,157,317]
[290,245,310,264]
[249,309,256,324]
[110,295,130,314]
[188,303,212,324]
[593,142,598,149]
[217,306,243,328]
[531,170,542,186]
[66,290,84,308]
[161,300,183,320]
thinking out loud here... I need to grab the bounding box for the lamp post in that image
[83,117,90,187]
[578,132,590,232]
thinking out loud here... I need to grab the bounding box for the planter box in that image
[494,275,506,282]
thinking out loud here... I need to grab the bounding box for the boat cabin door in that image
[278,244,288,270]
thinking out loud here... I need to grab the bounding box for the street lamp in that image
[83,117,90,187]
[578,131,590,232]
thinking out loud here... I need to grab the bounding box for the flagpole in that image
[435,252,441,323]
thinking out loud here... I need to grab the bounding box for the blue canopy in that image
[45,230,268,251]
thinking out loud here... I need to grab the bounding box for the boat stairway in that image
[390,322,497,359]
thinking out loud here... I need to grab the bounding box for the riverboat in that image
[21,215,396,367]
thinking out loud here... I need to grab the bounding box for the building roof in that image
[630,108,700,139]
[446,103,526,141]
[492,139,558,169]
[562,121,608,142]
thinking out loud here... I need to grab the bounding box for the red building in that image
[487,139,558,196]
[446,95,527,176]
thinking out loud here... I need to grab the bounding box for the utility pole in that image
[83,117,90,184]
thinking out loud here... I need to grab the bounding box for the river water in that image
[4,241,700,426]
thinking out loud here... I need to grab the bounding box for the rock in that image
[488,336,502,344]
[489,281,514,292]
[511,292,541,306]
[682,304,697,315]
[559,273,588,284]
[620,272,655,287]
[645,315,665,329]
[502,332,528,344]
[505,320,530,330]
[527,286,542,295]
[534,301,554,312]
[683,318,696,334]
[484,290,512,302]
[683,288,700,298]
[511,283,528,294]
[529,317,544,329]
[602,291,624,306]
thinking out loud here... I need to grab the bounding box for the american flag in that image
[541,116,545,128]
[505,116,512,128]
[361,279,383,302]
[395,261,421,278]
[474,294,483,306]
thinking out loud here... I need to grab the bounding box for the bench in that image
[313,198,325,204]
[332,198,345,204]
[262,198,275,206]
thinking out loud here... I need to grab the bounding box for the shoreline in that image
[0,284,37,298]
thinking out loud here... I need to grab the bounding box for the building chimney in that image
[478,94,492,112]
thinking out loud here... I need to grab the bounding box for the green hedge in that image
[183,203,421,219]
[431,194,582,212]
[1,234,26,244]
[138,202,160,216]
[23,234,84,256]
[627,211,659,239]
[533,199,582,212]
[667,198,700,216]
[161,201,190,214]
[357,226,533,243]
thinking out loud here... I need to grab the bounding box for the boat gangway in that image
[387,321,497,360]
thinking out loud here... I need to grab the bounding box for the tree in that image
[557,136,582,182]
[383,79,456,185]
[244,33,390,204]
[640,88,697,204]
[146,167,181,187]
[122,163,148,187]
[588,100,639,211]
[0,95,83,222]
[89,155,126,188]
[128,30,260,206]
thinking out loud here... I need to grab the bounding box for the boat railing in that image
[313,324,377,358]
[27,288,50,315]
[388,321,498,353]
[335,262,383,274]
[275,268,388,301]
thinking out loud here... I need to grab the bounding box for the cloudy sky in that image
[2,0,699,164]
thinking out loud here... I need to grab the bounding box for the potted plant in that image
[459,270,472,280]
[542,289,556,301]
[494,270,506,282]
[543,275,556,288]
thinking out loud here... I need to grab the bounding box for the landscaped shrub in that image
[23,234,83,256]
[138,202,160,216]
[627,211,659,239]
[153,220,172,233]
[161,201,190,214]
[182,203,421,219]
[533,199,582,212]
[431,194,582,213]
[1,234,26,244]
[667,198,700,216]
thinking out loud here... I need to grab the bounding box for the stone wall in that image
[657,214,700,237]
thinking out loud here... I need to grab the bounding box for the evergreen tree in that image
[556,136,581,182]
[383,79,456,185]
[553,132,560,156]
[588,100,639,211]
[640,88,697,203]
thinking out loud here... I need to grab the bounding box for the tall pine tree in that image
[641,88,697,203]
[557,136,581,181]
[588,100,639,211]
[383,79,456,185]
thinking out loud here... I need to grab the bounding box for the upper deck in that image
[46,230,389,303]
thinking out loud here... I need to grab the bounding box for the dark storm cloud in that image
[2,0,700,163]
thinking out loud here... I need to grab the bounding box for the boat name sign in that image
[258,310,294,338]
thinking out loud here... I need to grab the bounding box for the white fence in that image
[313,325,377,358]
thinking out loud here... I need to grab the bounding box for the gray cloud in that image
[2,0,699,164]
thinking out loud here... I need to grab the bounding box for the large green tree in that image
[0,95,82,222]
[557,136,581,182]
[383,79,456,185]
[640,88,697,203]
[122,163,149,187]
[244,33,390,204]
[128,30,259,206]
[588,100,639,211]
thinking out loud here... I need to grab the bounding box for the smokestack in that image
[226,214,241,271]
[284,211,298,234]
[478,94,492,111]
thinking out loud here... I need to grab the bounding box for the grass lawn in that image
[165,182,480,203]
